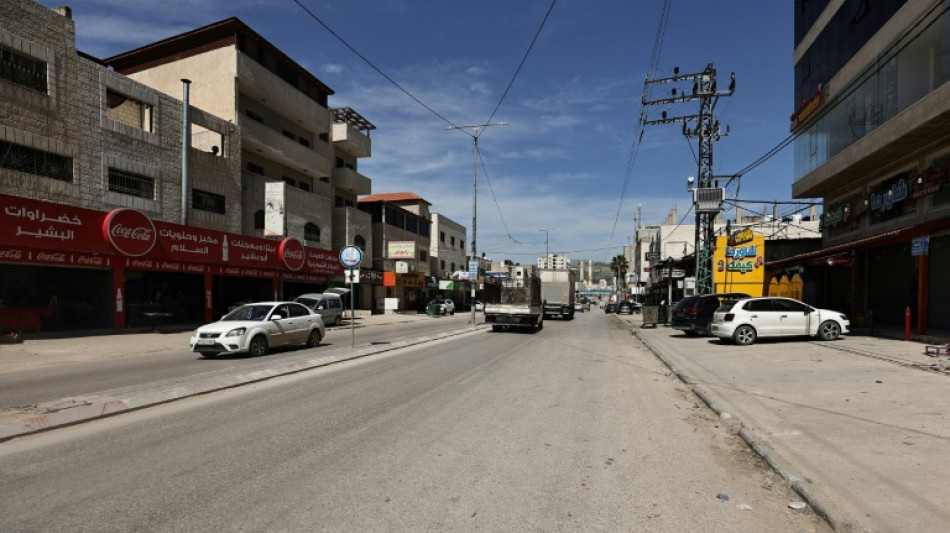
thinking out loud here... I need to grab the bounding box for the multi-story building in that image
[782,0,950,334]
[538,254,570,269]
[358,192,432,313]
[105,17,377,298]
[0,2,363,333]
[430,213,467,279]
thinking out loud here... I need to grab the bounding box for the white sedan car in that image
[710,296,850,346]
[190,301,325,358]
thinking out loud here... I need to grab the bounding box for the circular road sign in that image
[340,245,363,268]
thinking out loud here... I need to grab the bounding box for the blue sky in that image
[52,0,800,263]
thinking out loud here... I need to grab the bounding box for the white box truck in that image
[539,268,576,320]
[483,265,544,332]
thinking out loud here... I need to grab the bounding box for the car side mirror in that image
[271,314,283,320]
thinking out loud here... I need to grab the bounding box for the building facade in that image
[784,0,950,334]
[0,2,370,333]
[358,193,432,313]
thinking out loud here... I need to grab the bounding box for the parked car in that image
[294,292,343,326]
[671,292,750,336]
[604,302,618,314]
[616,301,636,315]
[190,302,325,358]
[574,301,585,313]
[428,298,455,315]
[710,296,850,346]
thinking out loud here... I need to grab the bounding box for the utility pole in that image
[446,122,508,325]
[642,63,734,294]
[538,228,556,269]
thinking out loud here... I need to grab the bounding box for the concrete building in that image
[429,213,467,280]
[0,2,368,334]
[538,253,570,269]
[357,192,432,313]
[782,0,950,334]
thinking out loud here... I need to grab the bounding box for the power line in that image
[292,0,460,129]
[482,0,558,128]
[609,0,672,242]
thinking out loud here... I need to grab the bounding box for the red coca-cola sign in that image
[103,208,156,257]
[279,237,306,271]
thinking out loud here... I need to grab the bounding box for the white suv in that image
[430,298,455,315]
[710,296,850,346]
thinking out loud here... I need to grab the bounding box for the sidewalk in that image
[615,313,950,533]
[0,311,480,442]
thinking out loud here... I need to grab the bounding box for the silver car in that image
[190,302,325,358]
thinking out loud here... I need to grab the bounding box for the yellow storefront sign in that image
[713,234,765,297]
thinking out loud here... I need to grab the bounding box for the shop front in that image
[0,194,341,333]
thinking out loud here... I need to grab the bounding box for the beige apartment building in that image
[0,1,374,334]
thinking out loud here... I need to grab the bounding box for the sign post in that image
[340,246,363,348]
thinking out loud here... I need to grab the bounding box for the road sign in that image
[340,246,362,268]
[646,252,660,262]
[468,259,479,273]
[345,268,360,284]
[486,271,509,280]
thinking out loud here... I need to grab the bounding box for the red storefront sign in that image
[1,194,343,277]
[279,237,306,271]
[1,195,111,254]
[103,208,157,257]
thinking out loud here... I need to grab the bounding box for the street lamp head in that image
[687,175,695,189]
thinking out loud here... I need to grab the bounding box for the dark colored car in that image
[670,292,750,336]
[604,302,618,314]
[617,301,636,314]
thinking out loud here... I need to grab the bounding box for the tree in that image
[610,255,629,290]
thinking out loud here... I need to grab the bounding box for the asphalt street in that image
[1,309,948,531]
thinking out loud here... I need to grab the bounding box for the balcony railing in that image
[331,122,371,158]
[237,53,329,135]
[331,166,371,196]
[241,119,331,179]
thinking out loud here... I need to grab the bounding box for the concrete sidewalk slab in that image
[616,314,950,532]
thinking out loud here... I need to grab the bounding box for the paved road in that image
[0,309,830,532]
[0,313,473,408]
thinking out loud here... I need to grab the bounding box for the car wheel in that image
[818,320,841,341]
[306,329,322,348]
[492,325,502,332]
[733,325,756,346]
[333,315,342,327]
[248,335,269,357]
[450,309,455,315]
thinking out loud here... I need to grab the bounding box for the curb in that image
[631,323,854,532]
[0,323,488,443]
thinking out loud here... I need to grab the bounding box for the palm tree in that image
[610,255,629,291]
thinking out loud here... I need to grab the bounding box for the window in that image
[419,250,428,262]
[192,188,226,214]
[244,109,264,123]
[0,140,72,182]
[406,216,418,234]
[282,129,297,141]
[283,176,296,187]
[254,210,264,230]
[354,235,366,251]
[304,222,321,243]
[246,162,264,175]
[0,44,47,93]
[451,263,456,272]
[450,236,455,247]
[440,260,446,270]
[108,168,154,199]
[298,137,310,148]
[106,90,152,132]
[744,299,775,312]
[440,231,445,243]
[335,195,344,207]
[298,181,310,192]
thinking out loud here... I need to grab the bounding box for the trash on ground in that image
[736,503,753,511]
[788,501,807,510]
[717,493,730,501]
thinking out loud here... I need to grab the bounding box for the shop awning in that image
[767,225,914,268]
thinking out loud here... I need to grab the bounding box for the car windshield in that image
[222,304,272,321]
[715,302,738,313]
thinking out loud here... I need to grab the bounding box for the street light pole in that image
[446,122,508,326]
[537,228,556,268]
